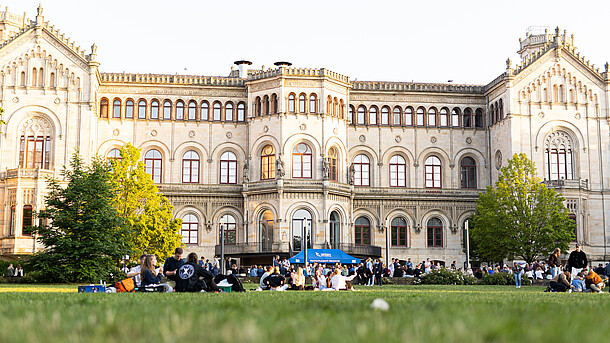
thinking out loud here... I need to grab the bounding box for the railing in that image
[543,179,589,191]
[333,243,382,257]
[157,183,242,195]
[353,187,482,198]
[214,241,284,255]
[0,168,56,180]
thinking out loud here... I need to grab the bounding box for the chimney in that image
[234,60,252,78]
[274,61,292,68]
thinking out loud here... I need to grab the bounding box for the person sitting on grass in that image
[126,254,147,287]
[330,268,358,291]
[571,272,586,292]
[257,266,273,291]
[265,266,289,291]
[585,269,605,293]
[163,247,185,289]
[175,252,219,293]
[547,270,572,293]
[141,255,173,292]
[290,267,305,290]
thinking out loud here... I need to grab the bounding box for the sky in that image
[5,0,610,85]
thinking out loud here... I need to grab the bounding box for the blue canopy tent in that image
[289,249,361,264]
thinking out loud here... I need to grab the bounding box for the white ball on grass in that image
[370,298,389,311]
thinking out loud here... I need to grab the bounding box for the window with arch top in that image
[355,217,371,245]
[182,150,200,183]
[439,108,448,127]
[389,155,406,187]
[188,101,197,120]
[425,156,442,188]
[181,213,198,244]
[460,157,477,189]
[144,149,162,183]
[309,94,317,113]
[225,102,234,121]
[100,99,109,118]
[292,143,312,178]
[357,106,366,125]
[220,214,237,245]
[404,107,413,126]
[213,102,222,121]
[416,107,425,126]
[393,107,401,125]
[163,100,172,120]
[545,131,574,180]
[353,154,370,186]
[288,94,296,113]
[125,100,134,119]
[138,100,147,119]
[299,94,306,113]
[107,148,121,161]
[381,106,390,125]
[369,107,377,125]
[428,107,437,126]
[220,151,238,184]
[151,100,159,119]
[176,101,184,120]
[391,217,407,246]
[200,102,209,120]
[427,217,443,247]
[327,147,338,181]
[113,99,121,118]
[261,145,276,180]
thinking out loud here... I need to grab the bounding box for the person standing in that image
[548,248,562,278]
[567,244,587,280]
[512,262,523,288]
[374,259,384,286]
[6,263,14,277]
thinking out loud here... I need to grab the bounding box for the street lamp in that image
[465,220,470,270]
[303,218,309,269]
[220,221,225,275]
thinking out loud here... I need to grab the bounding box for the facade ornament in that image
[91,43,98,56]
[276,155,285,179]
[243,160,250,183]
[348,164,355,185]
[506,58,511,70]
[37,4,43,16]
[322,159,330,180]
[605,62,608,74]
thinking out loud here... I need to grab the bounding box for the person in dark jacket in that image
[141,255,173,292]
[567,244,588,280]
[548,248,562,278]
[175,252,219,292]
[374,259,384,286]
[547,270,573,292]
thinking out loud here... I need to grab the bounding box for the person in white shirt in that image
[126,254,147,287]
[330,268,357,291]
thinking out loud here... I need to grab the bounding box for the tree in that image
[109,143,182,262]
[24,153,131,283]
[471,153,575,264]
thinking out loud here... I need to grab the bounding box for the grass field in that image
[1,283,609,343]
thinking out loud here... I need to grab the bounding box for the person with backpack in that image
[175,252,219,293]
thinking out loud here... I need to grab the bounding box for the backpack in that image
[115,277,136,292]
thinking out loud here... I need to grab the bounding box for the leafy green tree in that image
[24,153,131,283]
[109,143,182,262]
[471,153,575,264]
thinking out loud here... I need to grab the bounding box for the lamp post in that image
[303,218,309,269]
[465,220,470,269]
[220,222,225,275]
[384,217,389,266]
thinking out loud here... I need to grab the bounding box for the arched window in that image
[259,210,275,252]
[144,149,162,183]
[463,108,472,128]
[182,150,200,183]
[237,103,245,121]
[125,100,134,119]
[100,99,109,118]
[404,107,413,126]
[327,96,332,115]
[163,100,172,120]
[271,94,278,114]
[381,106,390,125]
[292,143,312,178]
[545,131,574,180]
[349,105,354,124]
[213,102,222,121]
[427,217,443,247]
[107,148,121,161]
[138,100,147,119]
[113,99,121,118]
[38,67,43,86]
[200,101,209,120]
[439,108,449,127]
[329,211,340,248]
[333,97,338,117]
[357,106,366,125]
[32,68,38,86]
[309,94,317,113]
[369,106,377,125]
[451,108,460,127]
[292,209,312,250]
[288,93,296,113]
[498,99,504,120]
[263,95,269,115]
[151,100,160,119]
[176,101,184,120]
[299,94,306,113]
[393,107,401,125]
[261,145,276,180]
[389,155,406,187]
[353,154,370,186]
[220,151,237,184]
[460,157,477,188]
[49,72,55,87]
[475,108,483,128]
[327,147,338,181]
[19,135,52,169]
[428,107,437,126]
[181,214,198,244]
[416,107,425,126]
[355,217,371,245]
[188,101,197,120]
[391,217,407,246]
[425,156,442,188]
[225,102,234,121]
[220,214,236,245]
[255,97,262,116]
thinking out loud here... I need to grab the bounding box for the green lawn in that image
[0,284,608,343]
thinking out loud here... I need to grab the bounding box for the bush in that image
[419,268,477,285]
[479,272,532,286]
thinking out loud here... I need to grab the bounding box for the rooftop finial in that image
[555,26,560,36]
[605,62,608,73]
[506,58,512,69]
[37,3,43,16]
[91,43,97,55]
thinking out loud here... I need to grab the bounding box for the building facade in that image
[0,7,608,265]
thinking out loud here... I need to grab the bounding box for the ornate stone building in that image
[0,7,607,265]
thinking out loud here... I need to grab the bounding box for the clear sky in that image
[5,0,610,85]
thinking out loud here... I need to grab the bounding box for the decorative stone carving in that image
[539,112,545,118]
[430,136,437,143]
[545,130,573,150]
[151,130,157,137]
[276,155,285,178]
[54,97,60,104]
[333,127,338,135]
[322,159,330,180]
[574,113,581,120]
[243,160,250,183]
[348,164,355,185]
[226,132,233,139]
[12,97,18,103]
[466,137,472,145]
[495,150,503,170]
[263,125,269,132]
[395,135,402,143]
[188,130,195,138]
[21,116,53,137]
[113,129,120,136]
[359,135,366,143]
[299,123,306,130]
